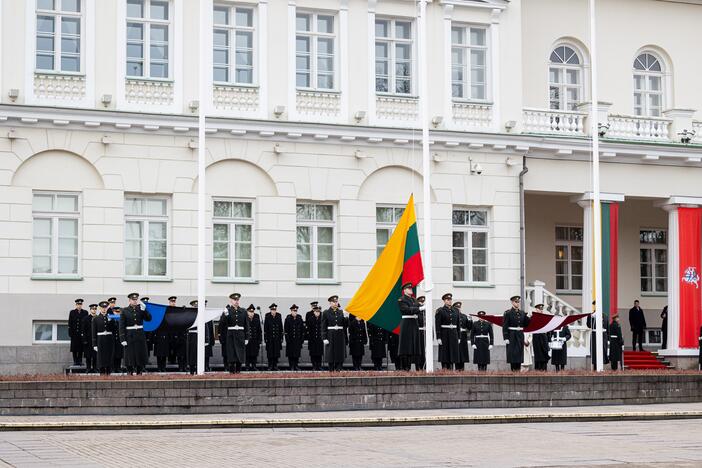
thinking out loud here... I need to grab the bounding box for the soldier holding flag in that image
[119,293,152,375]
[503,295,530,372]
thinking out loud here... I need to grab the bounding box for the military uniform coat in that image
[435,305,460,364]
[502,308,530,364]
[388,332,399,363]
[81,313,95,352]
[532,333,550,364]
[398,295,421,357]
[284,314,305,359]
[222,305,248,364]
[469,319,493,365]
[68,308,86,353]
[305,312,324,357]
[458,313,473,364]
[107,309,123,361]
[153,330,170,358]
[367,322,388,360]
[348,317,368,358]
[118,304,152,368]
[264,312,284,360]
[246,313,262,360]
[608,321,624,363]
[321,308,347,363]
[92,313,115,369]
[549,326,571,366]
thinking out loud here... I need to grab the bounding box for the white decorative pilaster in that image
[339,0,349,121]
[442,4,454,129]
[367,0,378,125]
[287,0,298,121]
[490,8,501,133]
[258,0,269,119]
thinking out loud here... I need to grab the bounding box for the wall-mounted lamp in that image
[469,157,483,175]
[504,120,517,132]
[188,139,198,149]
[7,129,17,140]
[101,135,113,145]
[505,156,516,167]
[354,149,367,159]
[101,94,112,107]
[273,105,286,118]
[8,89,19,102]
[431,116,443,128]
[353,111,366,123]
[273,143,282,154]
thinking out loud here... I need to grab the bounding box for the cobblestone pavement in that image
[1,417,702,467]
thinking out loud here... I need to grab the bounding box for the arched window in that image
[549,45,583,111]
[633,53,664,117]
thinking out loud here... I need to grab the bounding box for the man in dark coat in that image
[322,295,347,371]
[660,306,668,349]
[456,303,472,370]
[416,296,426,370]
[531,304,550,371]
[264,303,284,370]
[92,301,115,375]
[186,300,214,375]
[367,321,388,370]
[284,304,305,370]
[82,304,97,373]
[245,305,262,371]
[629,300,646,351]
[68,299,87,365]
[348,314,368,371]
[306,304,324,370]
[398,282,422,371]
[503,295,530,372]
[549,323,572,371]
[107,299,123,372]
[119,293,152,375]
[608,314,625,370]
[435,293,460,369]
[470,311,493,371]
[222,293,248,373]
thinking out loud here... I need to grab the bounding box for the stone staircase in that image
[624,350,674,370]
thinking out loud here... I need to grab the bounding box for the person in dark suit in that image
[435,293,460,370]
[92,301,115,375]
[264,303,284,371]
[305,304,324,370]
[348,314,368,371]
[456,302,472,371]
[119,293,152,375]
[470,311,493,371]
[68,299,87,366]
[608,314,625,370]
[531,304,550,371]
[82,304,97,373]
[629,300,647,351]
[222,293,248,373]
[321,295,347,372]
[660,306,668,349]
[245,305,263,371]
[503,295,530,372]
[398,283,423,371]
[367,322,388,370]
[284,304,305,371]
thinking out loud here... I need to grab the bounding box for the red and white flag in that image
[470,311,592,333]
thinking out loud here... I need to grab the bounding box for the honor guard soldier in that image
[416,296,426,370]
[245,305,262,371]
[68,299,87,366]
[264,303,284,370]
[531,304,550,371]
[92,302,115,375]
[119,292,152,375]
[322,295,347,371]
[470,311,493,371]
[306,301,319,323]
[186,300,215,374]
[284,305,305,371]
[608,314,625,370]
[435,293,460,370]
[348,314,368,371]
[367,321,388,371]
[108,303,124,372]
[456,302,472,370]
[82,304,98,373]
[549,319,572,372]
[305,303,324,370]
[222,293,248,373]
[503,295,530,372]
[398,283,423,371]
[154,297,176,372]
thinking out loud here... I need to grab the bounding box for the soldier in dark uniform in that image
[154,297,176,372]
[82,304,97,373]
[107,300,123,372]
[398,283,423,371]
[245,305,262,371]
[186,300,214,375]
[322,295,347,371]
[305,301,319,324]
[416,296,426,370]
[92,301,115,375]
[531,304,550,371]
[549,322,572,372]
[68,299,86,366]
[119,292,152,375]
[222,293,247,373]
[348,314,368,371]
[503,295,530,372]
[470,311,493,371]
[264,303,284,370]
[435,293,460,370]
[306,304,324,370]
[367,322,388,371]
[284,305,305,371]
[608,314,624,370]
[456,302,472,370]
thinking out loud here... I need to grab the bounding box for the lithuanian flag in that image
[346,195,424,333]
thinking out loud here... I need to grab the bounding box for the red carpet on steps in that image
[623,350,668,369]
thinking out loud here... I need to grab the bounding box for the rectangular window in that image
[555,226,583,292]
[32,192,80,276]
[36,0,82,72]
[452,209,489,283]
[213,4,255,85]
[451,25,488,100]
[295,11,336,90]
[296,203,335,280]
[33,321,70,343]
[375,18,413,95]
[124,196,169,278]
[640,229,667,293]
[213,199,254,279]
[645,328,662,345]
[126,0,170,78]
[376,205,405,258]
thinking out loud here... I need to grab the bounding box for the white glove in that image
[467,340,471,345]
[489,345,493,350]
[93,346,98,352]
[323,339,329,345]
[245,340,249,345]
[504,339,510,345]
[458,339,461,344]
[472,345,477,350]
[121,341,127,346]
[437,339,442,345]
[419,305,426,311]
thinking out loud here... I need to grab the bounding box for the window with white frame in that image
[213,200,253,280]
[33,321,70,343]
[126,0,170,79]
[35,0,82,73]
[32,192,80,276]
[633,53,664,117]
[555,226,583,292]
[640,229,667,293]
[296,203,335,280]
[549,45,583,111]
[451,25,488,100]
[124,197,169,277]
[375,18,413,95]
[213,4,255,85]
[452,209,489,283]
[295,11,336,90]
[376,205,405,258]
[645,328,662,345]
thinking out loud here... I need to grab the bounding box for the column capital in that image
[656,196,702,211]
[570,192,625,206]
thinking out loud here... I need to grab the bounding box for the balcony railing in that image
[522,108,587,136]
[606,114,672,142]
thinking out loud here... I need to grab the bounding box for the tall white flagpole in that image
[589,0,604,372]
[418,0,434,372]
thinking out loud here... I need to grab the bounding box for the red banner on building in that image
[678,207,702,348]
